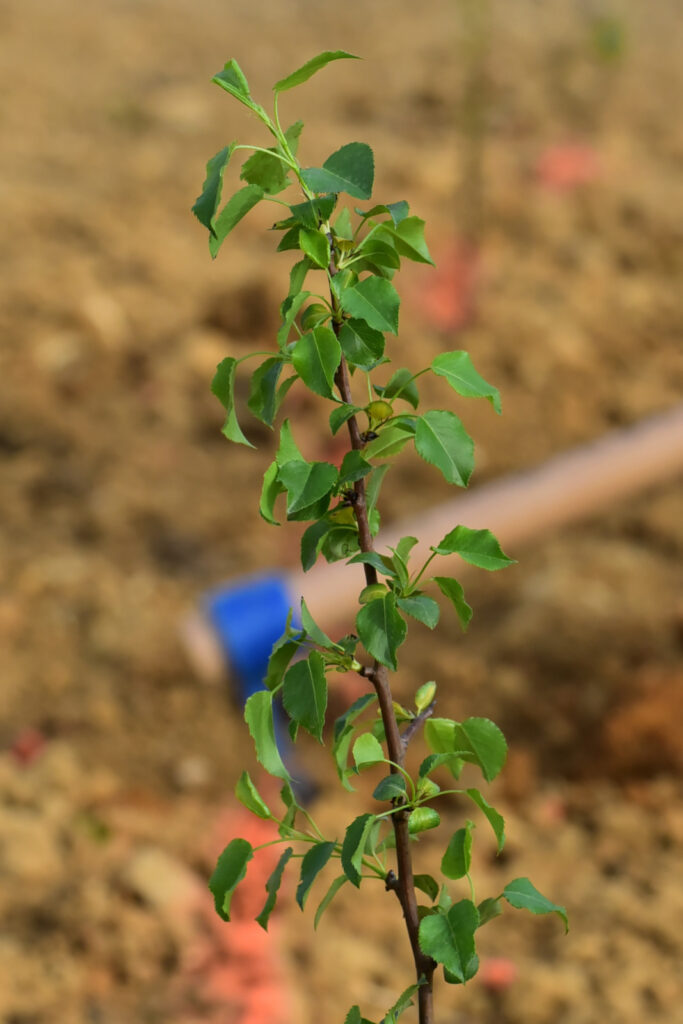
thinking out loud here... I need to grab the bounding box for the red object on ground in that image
[10,727,47,766]
[536,143,600,191]
[419,242,479,332]
[479,955,518,992]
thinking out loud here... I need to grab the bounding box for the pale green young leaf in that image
[441,821,475,880]
[433,576,472,631]
[211,357,254,447]
[503,878,569,932]
[209,838,253,921]
[418,900,479,984]
[296,841,336,909]
[282,650,327,742]
[274,51,360,93]
[353,732,385,769]
[235,770,273,819]
[333,206,353,239]
[338,318,385,370]
[209,185,264,258]
[299,227,331,268]
[341,812,375,887]
[244,690,290,780]
[338,276,399,334]
[414,410,474,486]
[397,594,440,629]
[431,351,501,414]
[453,717,508,782]
[247,356,284,427]
[302,142,374,200]
[408,807,441,834]
[433,525,515,571]
[192,144,235,232]
[291,325,341,398]
[356,593,406,671]
[467,788,506,853]
[314,873,348,929]
[256,847,293,930]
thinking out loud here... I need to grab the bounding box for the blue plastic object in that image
[203,572,299,702]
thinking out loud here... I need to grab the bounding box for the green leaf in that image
[356,593,407,671]
[288,257,313,298]
[240,125,302,195]
[278,459,338,518]
[276,418,305,466]
[256,847,293,929]
[334,692,377,742]
[301,597,335,649]
[408,807,441,834]
[247,356,284,427]
[363,424,414,460]
[209,838,253,921]
[277,290,310,348]
[338,276,399,334]
[339,450,372,486]
[441,821,475,880]
[321,526,360,563]
[356,201,409,226]
[314,873,348,929]
[212,58,252,103]
[260,459,285,525]
[274,50,360,93]
[283,651,327,742]
[357,236,401,270]
[299,227,331,268]
[433,577,472,631]
[414,874,440,902]
[301,519,333,572]
[296,841,336,909]
[338,318,386,371]
[211,357,254,447]
[382,981,424,1023]
[302,142,374,200]
[372,773,407,801]
[477,897,503,927]
[235,770,272,819]
[415,411,474,486]
[433,525,515,571]
[503,878,569,932]
[209,185,264,258]
[431,351,501,414]
[348,551,397,578]
[192,144,235,232]
[397,594,440,629]
[418,752,464,778]
[341,813,375,887]
[264,637,299,690]
[353,732,386,769]
[330,402,361,435]
[386,216,434,265]
[467,788,505,853]
[244,690,290,780]
[418,900,479,984]
[287,194,337,229]
[291,326,341,398]
[414,680,437,714]
[453,718,508,782]
[334,207,353,239]
[380,367,419,408]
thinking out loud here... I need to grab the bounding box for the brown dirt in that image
[1,1,682,1022]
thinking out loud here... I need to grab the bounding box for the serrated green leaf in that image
[330,402,361,435]
[274,50,360,93]
[300,597,335,649]
[372,773,407,801]
[338,318,385,371]
[380,367,419,408]
[477,897,503,927]
[339,450,372,486]
[277,289,310,348]
[397,594,440,629]
[288,257,313,298]
[418,900,479,984]
[453,718,508,782]
[300,519,333,572]
[247,356,284,427]
[418,752,464,778]
[314,873,348,929]
[414,874,440,902]
[299,226,331,268]
[467,788,505,853]
[287,194,338,229]
[283,651,327,742]
[341,812,375,887]
[291,326,341,398]
[244,690,290,781]
[408,807,441,834]
[212,58,252,101]
[240,124,302,195]
[356,593,407,671]
[235,770,272,819]
[209,185,264,258]
[302,142,374,200]
[503,878,569,932]
[211,357,254,447]
[296,841,336,909]
[256,846,293,930]
[433,576,472,631]
[347,550,398,578]
[334,692,377,742]
[382,981,424,1023]
[338,276,399,334]
[276,418,304,466]
[386,216,434,265]
[414,411,474,486]
[321,526,360,563]
[433,525,515,571]
[363,424,414,460]
[192,144,235,232]
[424,718,456,754]
[356,201,410,226]
[353,732,386,769]
[260,459,285,525]
[441,821,475,880]
[278,459,338,518]
[431,351,501,414]
[209,838,253,921]
[357,236,401,270]
[334,206,353,239]
[264,637,299,690]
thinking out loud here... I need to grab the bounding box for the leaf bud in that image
[415,680,437,714]
[359,583,387,604]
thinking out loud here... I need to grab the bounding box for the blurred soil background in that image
[1,0,682,1021]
